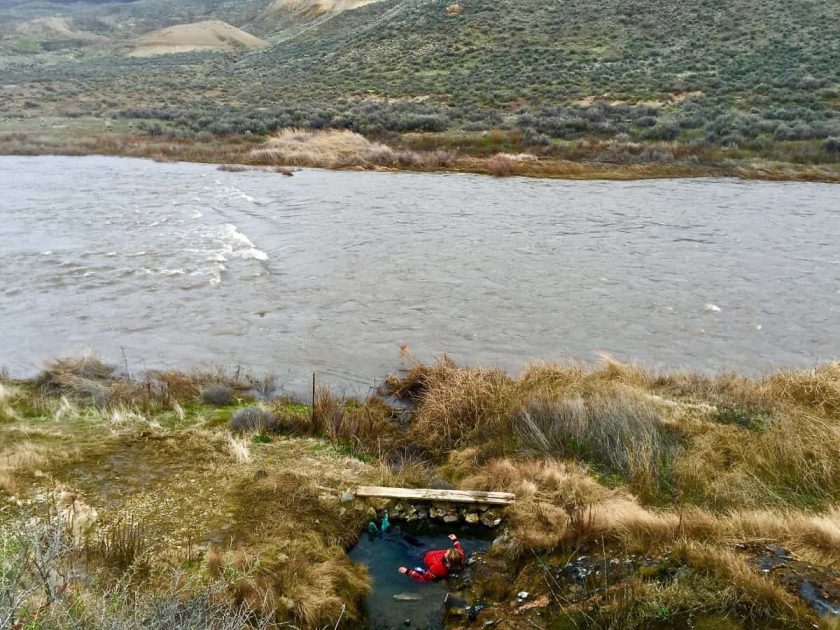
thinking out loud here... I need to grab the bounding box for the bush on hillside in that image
[201,385,234,406]
[230,406,278,433]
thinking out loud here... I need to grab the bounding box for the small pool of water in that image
[349,521,495,629]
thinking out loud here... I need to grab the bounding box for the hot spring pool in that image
[349,521,496,629]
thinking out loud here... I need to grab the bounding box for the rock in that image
[516,591,530,601]
[445,3,465,16]
[467,602,487,620]
[480,511,501,527]
[465,512,480,524]
[443,514,459,524]
[446,607,467,619]
[339,491,354,503]
[518,594,550,611]
[430,507,447,519]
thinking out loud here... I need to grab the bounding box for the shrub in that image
[487,155,515,176]
[201,384,234,406]
[821,137,840,155]
[250,128,395,168]
[230,407,278,433]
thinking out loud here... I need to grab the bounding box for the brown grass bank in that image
[3,353,840,628]
[2,122,839,182]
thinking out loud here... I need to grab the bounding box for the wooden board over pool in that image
[354,486,516,505]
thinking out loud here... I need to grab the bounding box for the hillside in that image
[262,0,385,21]
[0,0,838,175]
[129,19,268,56]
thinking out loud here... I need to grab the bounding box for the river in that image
[1,156,838,392]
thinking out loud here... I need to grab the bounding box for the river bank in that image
[1,120,838,183]
[2,353,840,628]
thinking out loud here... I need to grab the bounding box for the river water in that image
[1,156,838,391]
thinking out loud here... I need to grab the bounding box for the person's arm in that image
[448,534,465,559]
[398,566,437,582]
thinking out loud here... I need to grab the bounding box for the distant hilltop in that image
[129,20,268,57]
[265,0,386,19]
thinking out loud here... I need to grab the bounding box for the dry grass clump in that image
[486,154,515,176]
[383,358,457,400]
[221,465,373,627]
[257,553,370,627]
[374,451,434,488]
[0,382,23,422]
[675,407,840,509]
[36,351,116,405]
[625,358,840,420]
[310,389,400,456]
[516,393,678,499]
[401,360,519,454]
[226,435,252,464]
[251,128,460,171]
[251,128,394,168]
[394,148,458,168]
[398,358,679,498]
[0,441,48,493]
[40,352,117,385]
[568,498,840,567]
[459,458,615,550]
[84,518,151,574]
[761,362,840,414]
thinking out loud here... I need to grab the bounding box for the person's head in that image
[443,548,462,569]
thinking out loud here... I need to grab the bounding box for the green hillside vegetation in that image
[0,0,838,176]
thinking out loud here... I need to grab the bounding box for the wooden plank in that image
[354,486,516,505]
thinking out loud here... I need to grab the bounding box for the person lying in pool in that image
[398,534,465,582]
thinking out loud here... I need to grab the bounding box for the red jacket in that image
[407,541,464,582]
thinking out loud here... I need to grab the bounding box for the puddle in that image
[349,520,495,629]
[747,544,840,617]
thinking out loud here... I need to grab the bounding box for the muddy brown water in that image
[2,156,839,393]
